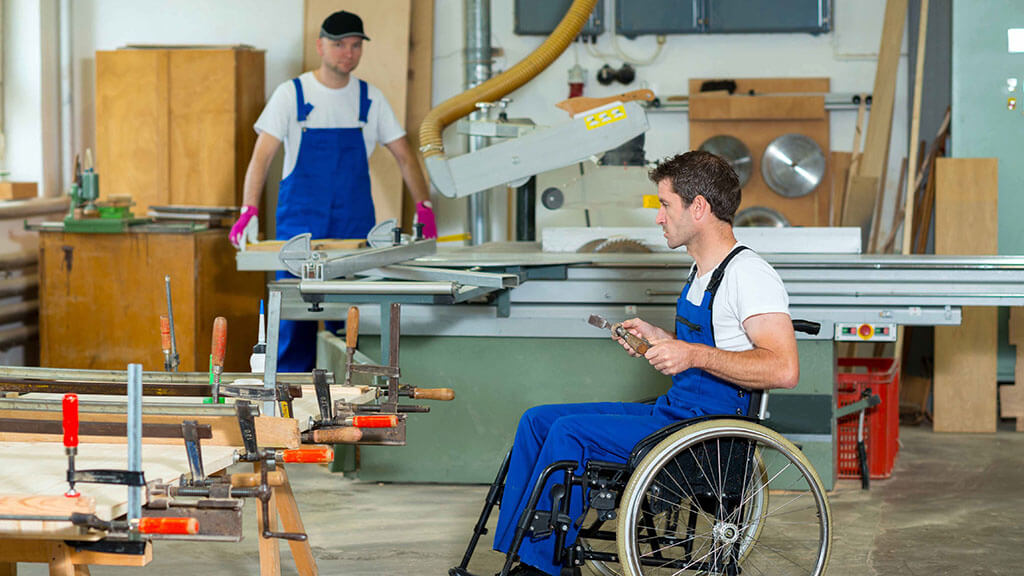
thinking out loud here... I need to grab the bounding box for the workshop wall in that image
[6,0,907,244]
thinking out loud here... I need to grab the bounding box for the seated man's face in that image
[655,179,694,249]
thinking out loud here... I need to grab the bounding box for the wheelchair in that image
[451,320,831,576]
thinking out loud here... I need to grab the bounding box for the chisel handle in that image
[211,317,227,370]
[159,315,171,351]
[310,427,362,444]
[138,517,199,535]
[63,394,79,449]
[614,325,651,355]
[279,446,335,464]
[412,387,456,401]
[346,306,359,348]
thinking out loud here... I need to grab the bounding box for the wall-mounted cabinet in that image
[514,0,605,36]
[616,0,831,37]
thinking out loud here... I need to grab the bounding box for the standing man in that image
[490,151,800,575]
[229,10,437,372]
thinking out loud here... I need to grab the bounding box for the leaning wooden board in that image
[303,0,413,225]
[933,157,999,433]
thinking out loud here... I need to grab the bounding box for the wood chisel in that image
[345,306,358,387]
[588,314,651,355]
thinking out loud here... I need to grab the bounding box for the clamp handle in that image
[62,394,79,449]
[159,315,171,351]
[350,414,398,429]
[279,446,334,464]
[211,316,228,370]
[346,307,359,348]
[310,427,363,444]
[412,387,455,401]
[138,517,199,535]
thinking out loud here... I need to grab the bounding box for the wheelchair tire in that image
[616,419,831,576]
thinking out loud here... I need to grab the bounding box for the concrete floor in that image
[24,423,1024,575]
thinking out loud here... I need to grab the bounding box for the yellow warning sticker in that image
[584,104,627,130]
[642,195,660,209]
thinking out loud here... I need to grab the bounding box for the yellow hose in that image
[418,0,598,158]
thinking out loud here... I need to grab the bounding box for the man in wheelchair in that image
[452,151,830,576]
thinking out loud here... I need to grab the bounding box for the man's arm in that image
[384,136,429,204]
[643,312,800,390]
[242,132,282,207]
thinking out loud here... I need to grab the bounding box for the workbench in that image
[39,227,264,372]
[237,235,1024,488]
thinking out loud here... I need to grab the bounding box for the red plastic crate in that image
[836,357,900,480]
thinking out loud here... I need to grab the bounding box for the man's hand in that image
[229,205,259,249]
[415,201,437,238]
[612,318,673,357]
[645,338,703,376]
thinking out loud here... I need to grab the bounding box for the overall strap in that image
[358,79,371,124]
[706,245,751,297]
[293,77,314,123]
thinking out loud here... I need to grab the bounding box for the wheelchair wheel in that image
[616,419,831,576]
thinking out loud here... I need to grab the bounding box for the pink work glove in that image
[229,205,259,249]
[415,200,437,239]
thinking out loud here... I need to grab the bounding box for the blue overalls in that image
[493,245,752,574]
[276,77,376,372]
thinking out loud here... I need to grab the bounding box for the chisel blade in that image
[588,314,611,330]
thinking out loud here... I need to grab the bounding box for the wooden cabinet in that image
[39,229,264,372]
[95,47,265,217]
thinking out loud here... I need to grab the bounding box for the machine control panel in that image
[834,323,897,342]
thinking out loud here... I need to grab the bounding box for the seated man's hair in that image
[649,151,742,224]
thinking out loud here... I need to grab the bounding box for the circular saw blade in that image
[761,133,826,198]
[594,238,652,254]
[698,135,753,187]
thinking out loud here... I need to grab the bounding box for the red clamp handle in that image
[159,315,171,351]
[350,414,399,429]
[211,316,228,369]
[63,394,79,448]
[138,517,200,535]
[279,446,335,464]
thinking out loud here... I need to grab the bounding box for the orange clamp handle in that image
[137,517,199,535]
[346,307,359,349]
[351,414,398,428]
[280,446,335,464]
[159,315,171,351]
[211,317,227,368]
[62,394,79,448]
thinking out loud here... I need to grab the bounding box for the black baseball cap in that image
[320,11,371,41]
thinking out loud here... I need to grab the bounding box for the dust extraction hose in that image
[418,0,598,159]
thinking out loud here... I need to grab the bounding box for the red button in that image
[859,324,873,338]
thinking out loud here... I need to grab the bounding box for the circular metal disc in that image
[540,187,564,210]
[761,133,826,198]
[735,206,790,227]
[698,135,752,187]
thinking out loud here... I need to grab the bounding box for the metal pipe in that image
[0,366,330,385]
[515,176,536,241]
[126,363,142,523]
[465,0,492,245]
[263,291,282,417]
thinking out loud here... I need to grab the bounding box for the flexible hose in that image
[418,0,598,159]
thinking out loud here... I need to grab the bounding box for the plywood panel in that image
[689,94,825,121]
[933,157,998,432]
[95,50,170,209]
[303,0,413,224]
[236,50,267,209]
[402,0,435,232]
[830,151,852,227]
[169,50,238,212]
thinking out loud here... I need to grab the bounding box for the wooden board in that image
[933,157,999,432]
[688,77,831,228]
[0,182,37,201]
[96,50,170,211]
[830,151,852,227]
[689,94,825,121]
[303,0,413,225]
[402,0,436,232]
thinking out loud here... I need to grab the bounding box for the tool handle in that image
[230,470,285,488]
[857,441,870,490]
[279,446,335,464]
[137,517,199,535]
[62,394,79,448]
[159,315,171,351]
[310,427,363,444]
[211,317,227,368]
[412,387,456,401]
[350,414,398,428]
[346,306,359,348]
[615,326,651,355]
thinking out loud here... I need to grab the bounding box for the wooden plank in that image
[48,542,73,576]
[72,542,151,568]
[0,411,298,448]
[842,176,879,250]
[0,495,96,541]
[236,50,267,209]
[688,94,825,121]
[254,462,281,576]
[902,0,929,255]
[275,468,317,575]
[304,0,413,225]
[95,50,170,212]
[933,157,998,433]
[401,0,435,232]
[830,151,852,227]
[0,182,38,201]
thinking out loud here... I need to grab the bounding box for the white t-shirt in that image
[684,244,790,352]
[254,72,406,179]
